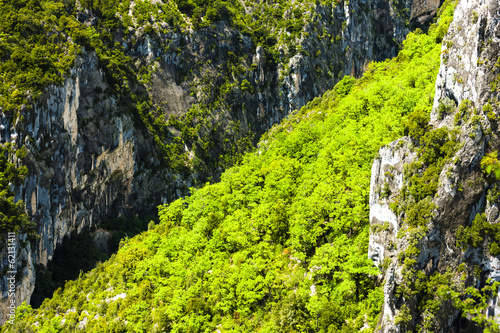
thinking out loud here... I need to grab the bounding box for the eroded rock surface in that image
[369,0,500,331]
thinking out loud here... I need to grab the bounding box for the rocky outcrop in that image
[410,0,443,30]
[369,137,417,268]
[0,0,440,323]
[369,0,500,331]
[0,52,177,322]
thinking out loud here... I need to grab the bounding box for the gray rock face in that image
[410,0,443,30]
[0,52,178,322]
[0,0,439,323]
[127,0,435,145]
[369,0,500,331]
[368,137,417,268]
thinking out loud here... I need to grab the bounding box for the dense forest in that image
[0,1,464,331]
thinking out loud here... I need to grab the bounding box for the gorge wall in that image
[0,0,443,323]
[369,0,500,330]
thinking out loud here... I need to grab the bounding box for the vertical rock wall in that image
[0,53,175,322]
[369,0,500,331]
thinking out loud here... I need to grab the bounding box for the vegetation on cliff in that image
[0,0,347,184]
[1,1,456,330]
[0,144,36,239]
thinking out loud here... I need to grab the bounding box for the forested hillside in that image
[0,0,419,311]
[1,1,456,330]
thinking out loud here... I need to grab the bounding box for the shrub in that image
[490,242,500,256]
[437,97,456,119]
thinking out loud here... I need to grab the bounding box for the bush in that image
[405,108,430,139]
[483,103,496,121]
[490,242,500,256]
[437,97,456,119]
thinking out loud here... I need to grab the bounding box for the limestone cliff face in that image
[0,0,441,323]
[369,0,500,331]
[128,0,415,151]
[0,52,177,321]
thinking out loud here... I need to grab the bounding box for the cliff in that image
[0,0,444,324]
[369,0,500,330]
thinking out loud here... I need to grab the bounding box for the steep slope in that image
[0,0,444,321]
[368,0,500,331]
[0,3,455,330]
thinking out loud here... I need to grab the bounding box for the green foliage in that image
[334,75,356,98]
[472,11,479,24]
[402,127,458,203]
[404,197,436,228]
[4,1,457,332]
[483,103,496,121]
[490,242,500,256]
[380,182,392,198]
[405,108,430,140]
[0,144,36,238]
[419,127,457,165]
[437,97,456,119]
[454,98,473,125]
[487,184,500,203]
[0,0,79,113]
[371,222,391,233]
[240,78,252,92]
[456,213,500,257]
[394,304,412,329]
[396,260,500,332]
[456,213,487,249]
[455,279,500,332]
[481,151,500,179]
